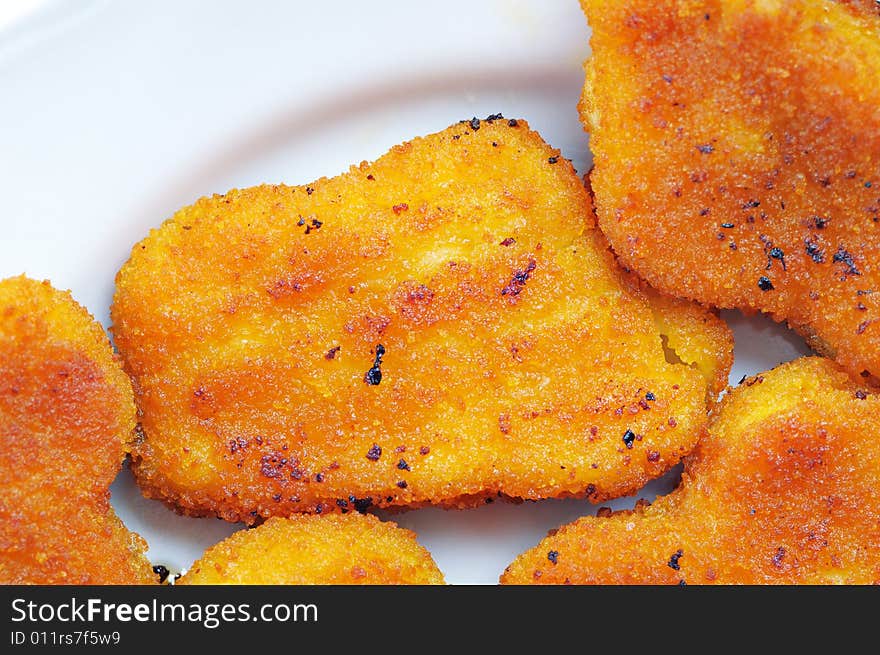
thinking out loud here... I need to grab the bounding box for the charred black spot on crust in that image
[768,247,786,271]
[260,453,285,479]
[668,549,684,571]
[153,565,170,583]
[833,246,861,279]
[364,344,386,385]
[805,238,825,264]
[856,319,875,335]
[501,259,537,297]
[351,496,373,513]
[772,546,786,569]
[228,437,248,454]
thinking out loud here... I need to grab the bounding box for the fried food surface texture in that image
[0,276,154,584]
[581,0,880,381]
[501,357,880,584]
[177,513,443,584]
[112,117,733,524]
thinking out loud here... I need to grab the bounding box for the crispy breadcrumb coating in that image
[0,276,154,584]
[580,0,880,382]
[501,357,880,584]
[177,513,443,584]
[112,117,732,524]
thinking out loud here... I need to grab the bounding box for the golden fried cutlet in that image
[501,357,880,584]
[177,513,443,584]
[0,276,155,584]
[581,0,880,382]
[112,117,733,524]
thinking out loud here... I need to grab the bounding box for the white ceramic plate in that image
[0,0,810,584]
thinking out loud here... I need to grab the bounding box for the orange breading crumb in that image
[0,276,154,584]
[501,358,880,584]
[581,0,880,382]
[177,513,443,585]
[112,117,732,524]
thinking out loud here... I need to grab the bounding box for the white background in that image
[0,0,809,584]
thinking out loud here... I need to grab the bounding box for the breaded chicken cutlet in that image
[501,357,880,584]
[112,117,733,524]
[580,0,880,382]
[0,276,154,584]
[177,513,443,584]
